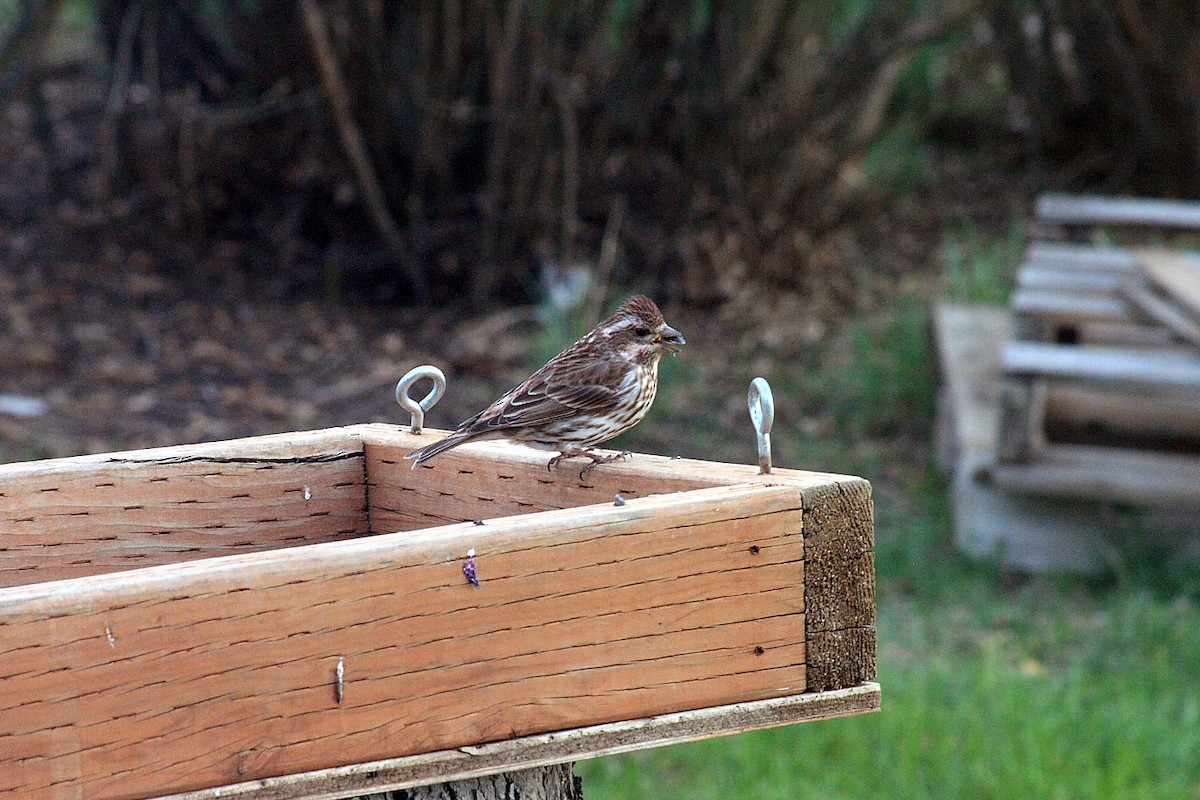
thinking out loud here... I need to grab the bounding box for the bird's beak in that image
[657,325,686,354]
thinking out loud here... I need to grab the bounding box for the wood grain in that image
[0,428,367,587]
[158,684,881,800]
[359,424,876,694]
[795,479,875,691]
[363,429,721,533]
[358,423,860,527]
[0,424,876,799]
[0,482,808,799]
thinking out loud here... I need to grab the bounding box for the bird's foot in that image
[549,448,631,479]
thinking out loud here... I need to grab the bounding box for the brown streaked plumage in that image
[405,295,685,474]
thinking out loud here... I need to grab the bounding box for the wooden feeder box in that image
[1,423,878,799]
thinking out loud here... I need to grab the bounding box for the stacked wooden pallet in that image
[992,194,1200,507]
[935,193,1200,572]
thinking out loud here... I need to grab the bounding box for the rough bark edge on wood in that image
[798,479,876,691]
[806,628,878,694]
[157,684,881,800]
[359,763,582,800]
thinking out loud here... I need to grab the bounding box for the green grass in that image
[861,118,935,198]
[941,217,1024,305]
[583,592,1200,799]
[824,294,938,439]
[575,227,1200,799]
[582,494,1200,798]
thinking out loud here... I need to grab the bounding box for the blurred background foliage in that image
[6,0,1198,314]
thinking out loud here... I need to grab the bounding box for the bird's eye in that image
[634,327,651,337]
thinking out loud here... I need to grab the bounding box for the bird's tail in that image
[403,431,476,469]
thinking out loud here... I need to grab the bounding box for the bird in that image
[405,295,685,475]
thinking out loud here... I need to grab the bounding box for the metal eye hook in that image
[395,365,446,434]
[748,377,774,474]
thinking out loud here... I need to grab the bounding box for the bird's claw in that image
[548,448,631,479]
[578,450,631,479]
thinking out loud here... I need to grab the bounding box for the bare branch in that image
[299,0,428,303]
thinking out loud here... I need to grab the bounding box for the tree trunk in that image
[358,764,583,800]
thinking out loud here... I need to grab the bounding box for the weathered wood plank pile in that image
[936,193,1200,572]
[996,193,1200,505]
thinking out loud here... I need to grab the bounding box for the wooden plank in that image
[933,304,1012,477]
[0,482,810,799]
[1011,288,1132,325]
[1137,249,1200,318]
[990,444,1200,505]
[1045,384,1200,445]
[795,477,874,692]
[1036,193,1200,231]
[359,424,822,533]
[158,684,881,800]
[359,424,876,692]
[357,424,868,524]
[0,428,368,588]
[1123,279,1200,348]
[1071,321,1177,347]
[1025,242,1139,273]
[1003,341,1200,390]
[1016,267,1125,295]
[362,435,720,533]
[996,375,1047,464]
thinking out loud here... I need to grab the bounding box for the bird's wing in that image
[463,350,628,433]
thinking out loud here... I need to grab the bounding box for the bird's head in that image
[593,295,686,365]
